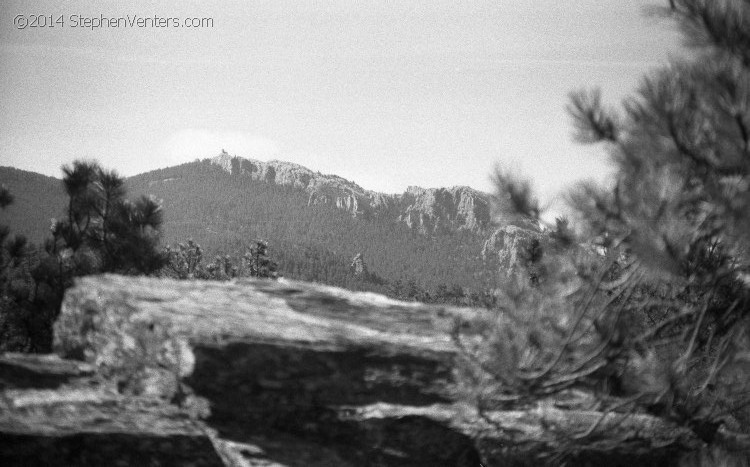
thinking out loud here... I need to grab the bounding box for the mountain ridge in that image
[209,151,492,235]
[0,156,531,296]
[2,151,494,237]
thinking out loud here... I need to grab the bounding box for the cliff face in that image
[398,186,490,235]
[211,152,491,235]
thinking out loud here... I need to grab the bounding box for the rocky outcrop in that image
[307,187,364,217]
[481,224,543,274]
[398,186,490,235]
[0,353,228,466]
[25,274,702,466]
[216,151,374,219]
[349,253,368,277]
[211,152,490,234]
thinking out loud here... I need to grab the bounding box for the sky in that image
[0,0,685,212]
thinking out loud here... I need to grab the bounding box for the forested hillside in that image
[127,160,498,295]
[0,167,64,243]
[0,162,501,300]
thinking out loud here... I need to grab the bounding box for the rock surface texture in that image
[212,152,490,235]
[0,274,696,466]
[0,353,228,466]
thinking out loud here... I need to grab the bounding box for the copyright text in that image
[13,14,214,30]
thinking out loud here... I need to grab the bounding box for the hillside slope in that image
[127,159,498,293]
[0,167,65,243]
[0,158,501,295]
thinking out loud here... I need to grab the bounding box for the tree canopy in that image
[0,161,167,352]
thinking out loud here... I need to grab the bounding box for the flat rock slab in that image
[55,275,480,357]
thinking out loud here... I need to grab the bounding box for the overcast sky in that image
[1,0,684,209]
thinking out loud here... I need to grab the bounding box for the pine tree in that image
[0,185,34,351]
[0,161,168,352]
[48,161,166,277]
[244,240,278,279]
[163,239,203,279]
[163,238,279,281]
[456,0,750,459]
[565,0,750,423]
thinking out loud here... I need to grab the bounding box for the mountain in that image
[0,156,504,298]
[210,151,492,235]
[127,157,499,294]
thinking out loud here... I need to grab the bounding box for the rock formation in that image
[211,152,491,234]
[481,224,543,274]
[0,352,228,466]
[398,186,490,235]
[0,274,706,465]
[349,253,368,277]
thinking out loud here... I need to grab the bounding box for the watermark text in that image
[13,14,214,30]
